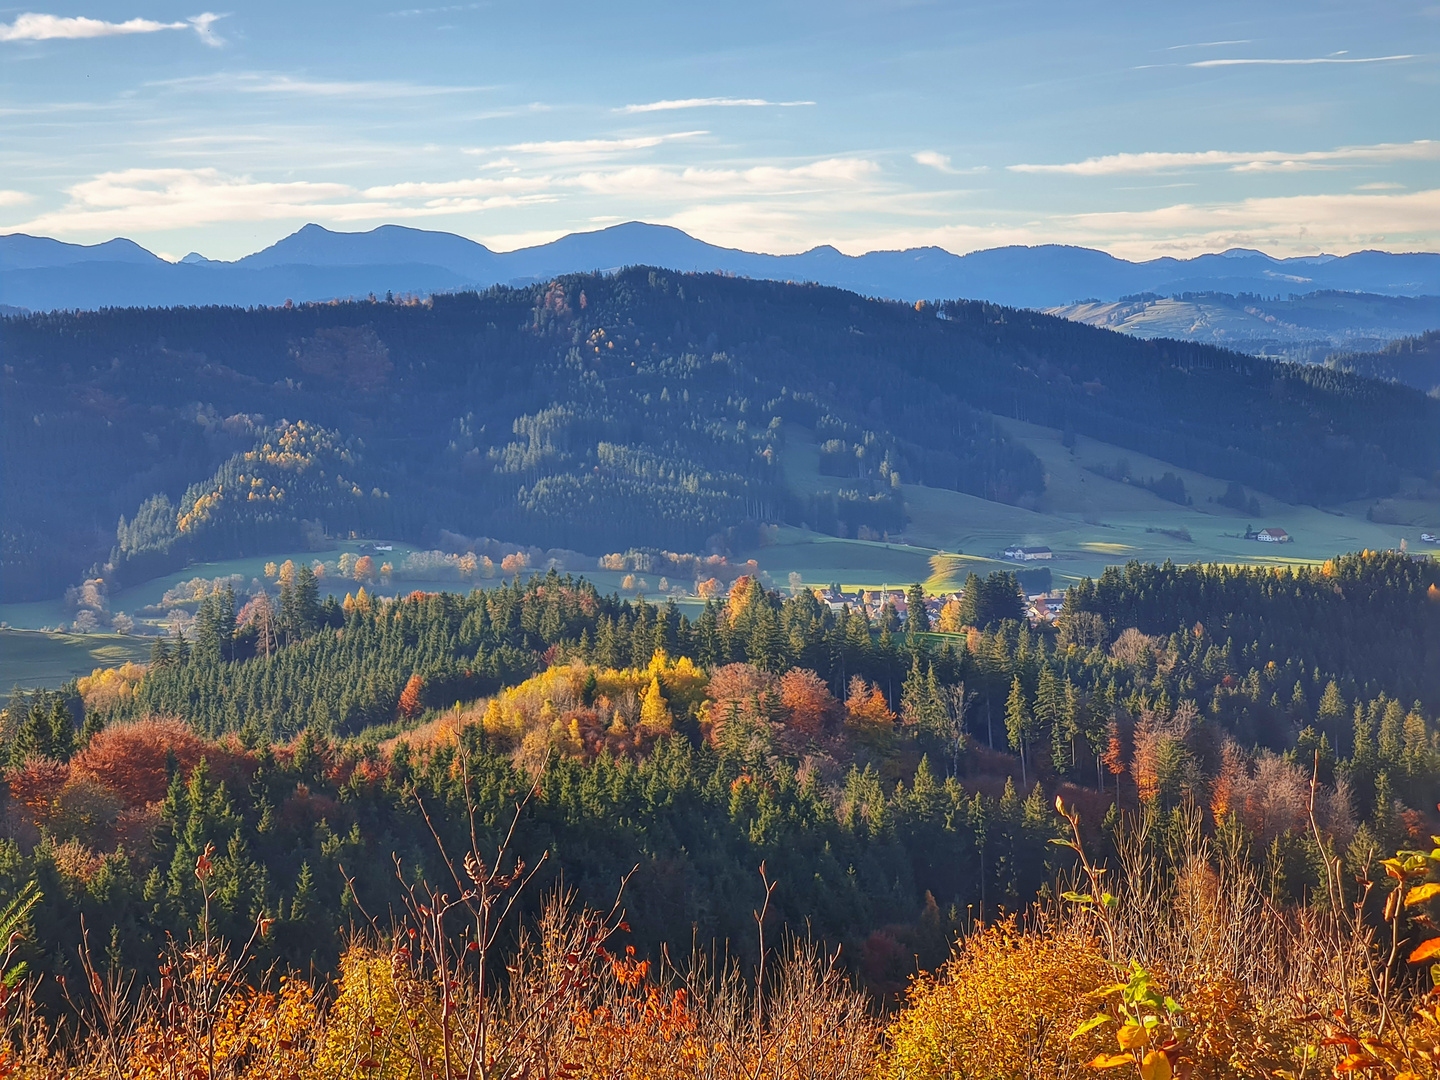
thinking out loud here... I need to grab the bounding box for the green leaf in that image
[1061,890,1094,904]
[1072,1014,1111,1039]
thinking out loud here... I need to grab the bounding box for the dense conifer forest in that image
[2,551,1436,1005]
[4,269,1436,601]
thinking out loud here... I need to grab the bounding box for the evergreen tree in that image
[1004,676,1034,787]
[905,583,929,634]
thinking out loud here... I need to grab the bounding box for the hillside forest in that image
[4,269,1438,602]
[0,550,1439,1074]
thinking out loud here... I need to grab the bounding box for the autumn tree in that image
[846,676,896,748]
[399,673,425,720]
[936,598,964,634]
[639,676,672,733]
[779,668,837,736]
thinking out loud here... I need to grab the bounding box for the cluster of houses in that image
[813,584,1065,628]
[815,586,938,622]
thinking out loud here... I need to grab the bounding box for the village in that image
[813,581,1064,628]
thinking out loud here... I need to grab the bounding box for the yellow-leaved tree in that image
[640,675,672,733]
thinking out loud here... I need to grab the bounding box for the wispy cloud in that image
[1050,187,1440,257]
[0,190,32,207]
[1167,39,1249,49]
[388,2,485,15]
[149,71,485,98]
[1189,54,1414,67]
[912,151,986,175]
[1008,139,1440,175]
[618,97,815,113]
[0,11,225,45]
[501,131,707,160]
[5,156,883,238]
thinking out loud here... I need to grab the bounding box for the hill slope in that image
[2,270,1437,602]
[1046,291,1440,360]
[1327,330,1440,396]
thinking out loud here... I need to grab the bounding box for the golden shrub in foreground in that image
[882,919,1112,1080]
[314,945,442,1080]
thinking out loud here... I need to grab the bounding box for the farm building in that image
[1256,528,1290,543]
[1004,544,1053,561]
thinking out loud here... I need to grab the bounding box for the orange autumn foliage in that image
[778,668,838,736]
[70,717,208,805]
[398,673,425,720]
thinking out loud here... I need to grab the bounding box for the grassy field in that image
[0,629,151,700]
[750,420,1436,593]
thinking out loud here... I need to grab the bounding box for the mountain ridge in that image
[4,221,1439,313]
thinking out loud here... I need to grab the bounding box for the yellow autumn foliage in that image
[883,920,1113,1080]
[76,661,145,712]
[315,945,442,1080]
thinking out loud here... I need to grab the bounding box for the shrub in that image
[884,919,1112,1079]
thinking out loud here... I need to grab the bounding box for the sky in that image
[1,0,1437,261]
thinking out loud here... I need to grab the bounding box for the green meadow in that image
[0,629,151,702]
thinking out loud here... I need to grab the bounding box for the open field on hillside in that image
[763,419,1434,591]
[3,417,1434,647]
[0,629,151,701]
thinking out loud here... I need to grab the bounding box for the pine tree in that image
[295,563,321,635]
[1004,676,1033,787]
[9,698,53,765]
[1317,680,1347,752]
[906,583,929,634]
[48,699,75,762]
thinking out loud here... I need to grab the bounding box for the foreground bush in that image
[18,796,1440,1078]
[885,919,1111,1078]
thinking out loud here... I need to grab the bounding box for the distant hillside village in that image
[814,583,1063,628]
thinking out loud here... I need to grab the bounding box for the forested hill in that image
[1327,329,1440,396]
[3,268,1438,600]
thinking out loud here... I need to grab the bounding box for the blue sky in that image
[1,0,1437,260]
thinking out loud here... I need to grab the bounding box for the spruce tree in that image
[1004,676,1033,787]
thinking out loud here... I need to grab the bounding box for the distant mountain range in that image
[4,221,1440,316]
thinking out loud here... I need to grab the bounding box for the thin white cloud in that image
[1050,187,1440,257]
[569,158,881,200]
[4,156,883,240]
[188,13,225,46]
[1189,54,1414,67]
[0,11,224,45]
[0,189,32,207]
[361,174,554,200]
[1167,39,1249,49]
[150,72,486,98]
[1009,139,1440,175]
[619,97,815,113]
[503,131,707,160]
[912,151,987,176]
